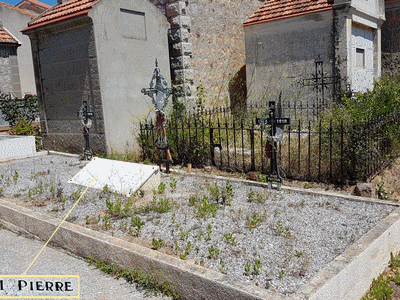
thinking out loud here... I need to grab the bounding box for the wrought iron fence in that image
[139,111,400,184]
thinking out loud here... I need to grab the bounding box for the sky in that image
[2,0,57,7]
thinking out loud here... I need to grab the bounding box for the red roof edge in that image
[243,6,333,27]
[21,8,91,32]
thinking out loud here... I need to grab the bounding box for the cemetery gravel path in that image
[0,227,171,300]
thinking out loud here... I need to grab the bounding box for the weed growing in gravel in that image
[208,245,220,258]
[253,260,262,275]
[103,215,111,229]
[88,255,181,299]
[61,196,67,209]
[106,198,128,218]
[246,214,265,230]
[0,188,3,196]
[170,178,177,192]
[119,221,128,231]
[152,238,163,250]
[194,196,222,219]
[296,251,303,258]
[179,228,188,240]
[208,183,220,203]
[171,213,176,223]
[274,221,291,237]
[102,184,111,194]
[389,252,400,268]
[256,193,264,204]
[279,270,285,279]
[179,241,192,260]
[219,259,227,274]
[362,273,393,300]
[71,187,82,200]
[50,185,55,198]
[223,233,236,245]
[13,171,18,183]
[158,182,166,194]
[133,197,173,215]
[247,189,255,202]
[131,216,144,236]
[245,262,251,276]
[206,224,212,241]
[200,259,205,266]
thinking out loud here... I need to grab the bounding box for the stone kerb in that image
[0,199,281,300]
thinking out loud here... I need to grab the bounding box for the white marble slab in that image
[0,135,36,161]
[68,157,160,196]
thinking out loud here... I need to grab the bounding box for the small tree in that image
[0,93,39,127]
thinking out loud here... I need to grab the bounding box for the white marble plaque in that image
[68,157,160,196]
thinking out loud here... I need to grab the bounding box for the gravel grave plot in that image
[0,154,396,295]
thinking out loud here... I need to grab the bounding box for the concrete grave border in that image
[0,154,400,299]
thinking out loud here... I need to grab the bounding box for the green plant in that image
[0,93,39,127]
[377,182,388,200]
[208,245,220,259]
[279,270,285,279]
[256,193,264,204]
[200,259,205,266]
[179,228,188,240]
[253,259,262,275]
[61,196,67,209]
[296,251,303,258]
[245,262,251,276]
[189,196,197,206]
[208,183,220,203]
[206,224,212,241]
[133,197,173,215]
[170,177,177,192]
[275,221,290,237]
[103,184,111,194]
[225,181,233,205]
[87,255,181,299]
[389,252,400,268]
[171,213,176,224]
[152,238,164,250]
[247,188,255,202]
[50,185,55,198]
[158,182,167,194]
[13,171,18,183]
[219,259,227,274]
[195,196,221,219]
[71,187,82,201]
[103,215,111,229]
[246,214,264,231]
[223,233,236,245]
[131,216,145,236]
[257,172,267,183]
[362,274,393,300]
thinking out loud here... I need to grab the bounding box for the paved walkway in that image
[0,228,170,300]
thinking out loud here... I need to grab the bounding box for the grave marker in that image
[68,157,160,196]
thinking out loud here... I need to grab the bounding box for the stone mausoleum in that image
[22,0,261,154]
[244,0,385,105]
[0,1,49,128]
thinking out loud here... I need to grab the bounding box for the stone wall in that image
[152,0,263,109]
[28,17,106,154]
[244,11,335,105]
[186,0,262,108]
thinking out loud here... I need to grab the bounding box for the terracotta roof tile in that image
[27,0,99,29]
[22,0,51,9]
[244,0,333,26]
[0,2,37,18]
[0,27,19,44]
